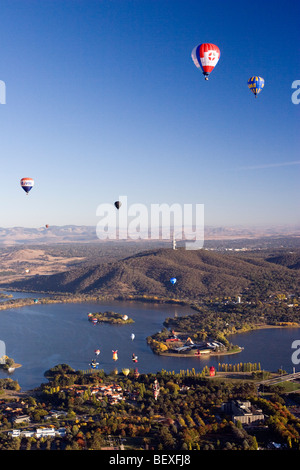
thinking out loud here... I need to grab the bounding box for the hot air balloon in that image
[92,317,98,325]
[170,277,177,285]
[248,76,264,97]
[132,354,138,363]
[114,201,122,209]
[112,350,118,361]
[131,333,135,341]
[20,177,34,194]
[45,224,49,229]
[191,43,220,80]
[122,368,130,376]
[122,315,128,321]
[94,349,100,356]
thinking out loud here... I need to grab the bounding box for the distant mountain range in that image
[5,247,300,300]
[0,224,299,245]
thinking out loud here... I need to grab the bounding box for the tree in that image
[158,427,176,449]
[89,431,104,450]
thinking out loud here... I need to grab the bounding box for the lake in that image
[0,295,299,390]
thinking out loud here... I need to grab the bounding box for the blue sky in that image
[0,0,299,228]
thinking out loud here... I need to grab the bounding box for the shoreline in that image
[1,292,298,327]
[0,363,22,371]
[0,291,299,357]
[153,348,243,358]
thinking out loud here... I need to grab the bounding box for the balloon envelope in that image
[191,43,220,79]
[112,350,118,361]
[114,201,122,209]
[170,277,177,285]
[20,177,34,194]
[248,76,264,97]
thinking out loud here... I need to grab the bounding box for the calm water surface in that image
[0,294,299,390]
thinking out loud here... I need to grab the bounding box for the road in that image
[259,371,300,386]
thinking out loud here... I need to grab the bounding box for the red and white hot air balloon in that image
[191,43,220,80]
[20,177,34,194]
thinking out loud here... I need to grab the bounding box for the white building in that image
[35,428,56,438]
[8,427,66,439]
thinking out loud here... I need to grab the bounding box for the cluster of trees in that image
[218,362,262,373]
[0,377,20,391]
[87,311,134,324]
[0,357,16,371]
[162,300,300,348]
[253,396,300,449]
[1,364,300,450]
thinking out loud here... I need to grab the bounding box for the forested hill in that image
[5,248,300,301]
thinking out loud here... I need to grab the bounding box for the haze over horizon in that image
[1,1,299,230]
[0,222,299,247]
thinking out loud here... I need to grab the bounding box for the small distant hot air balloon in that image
[131,333,135,341]
[191,43,220,80]
[112,350,118,361]
[45,224,49,229]
[114,201,122,209]
[132,354,138,363]
[20,177,34,194]
[248,76,264,97]
[122,314,128,321]
[122,368,130,376]
[94,349,100,356]
[92,317,98,325]
[170,277,177,285]
[34,299,38,303]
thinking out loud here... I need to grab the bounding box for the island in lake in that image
[0,355,22,371]
[147,330,242,357]
[87,311,134,325]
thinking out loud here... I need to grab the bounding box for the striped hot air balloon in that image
[20,177,34,194]
[191,43,220,80]
[248,76,264,97]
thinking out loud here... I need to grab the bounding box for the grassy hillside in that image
[5,248,300,301]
